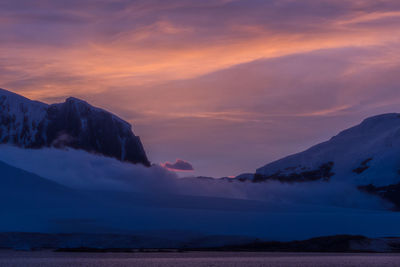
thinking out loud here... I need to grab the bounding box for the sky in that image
[1,0,400,177]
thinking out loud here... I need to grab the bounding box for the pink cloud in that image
[161,159,194,172]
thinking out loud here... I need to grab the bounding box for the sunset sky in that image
[1,0,400,177]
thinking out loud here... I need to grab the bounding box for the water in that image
[1,251,400,266]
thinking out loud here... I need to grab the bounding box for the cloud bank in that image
[0,145,177,192]
[0,145,388,212]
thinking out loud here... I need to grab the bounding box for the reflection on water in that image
[0,251,400,267]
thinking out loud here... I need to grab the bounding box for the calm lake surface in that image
[1,251,400,267]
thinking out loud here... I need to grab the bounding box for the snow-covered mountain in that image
[1,89,400,246]
[0,88,149,166]
[238,113,400,208]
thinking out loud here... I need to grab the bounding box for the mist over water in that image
[2,145,400,240]
[0,145,389,211]
[0,145,177,192]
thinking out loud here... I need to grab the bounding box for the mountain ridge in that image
[0,88,150,166]
[233,112,400,208]
[255,112,400,184]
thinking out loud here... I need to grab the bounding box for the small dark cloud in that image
[162,159,194,172]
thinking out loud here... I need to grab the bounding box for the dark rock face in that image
[358,183,400,210]
[45,98,150,166]
[252,162,335,183]
[0,89,150,166]
[353,158,373,174]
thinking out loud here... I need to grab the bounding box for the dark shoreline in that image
[1,233,400,253]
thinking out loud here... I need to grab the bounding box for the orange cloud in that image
[2,0,400,176]
[4,17,399,102]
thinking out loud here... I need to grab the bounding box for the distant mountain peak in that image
[0,88,150,166]
[362,113,400,123]
[245,112,400,208]
[65,96,89,104]
[330,113,400,141]
[0,87,21,96]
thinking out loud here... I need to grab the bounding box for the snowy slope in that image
[0,89,47,145]
[255,113,400,186]
[0,88,149,165]
[244,113,400,208]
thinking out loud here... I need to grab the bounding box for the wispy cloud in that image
[1,0,400,176]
